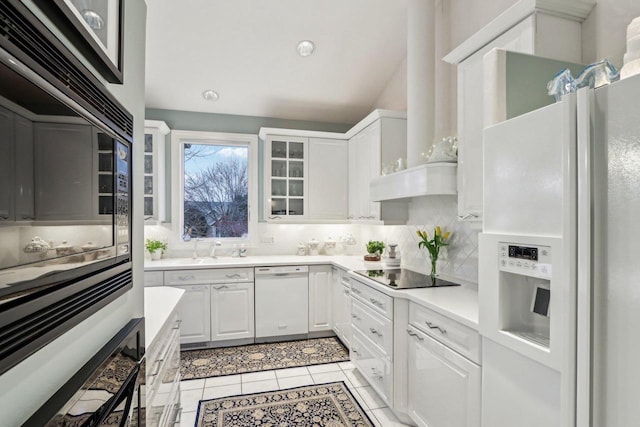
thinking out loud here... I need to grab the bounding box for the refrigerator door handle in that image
[576,86,593,427]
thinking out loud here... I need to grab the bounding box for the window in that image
[172,131,257,241]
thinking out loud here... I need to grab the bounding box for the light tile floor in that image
[179,362,412,427]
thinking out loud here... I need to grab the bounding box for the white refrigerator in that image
[479,73,640,427]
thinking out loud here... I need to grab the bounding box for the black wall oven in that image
[0,0,135,375]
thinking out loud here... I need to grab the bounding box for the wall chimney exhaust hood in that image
[370,162,457,201]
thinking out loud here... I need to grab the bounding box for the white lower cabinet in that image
[146,300,182,427]
[407,325,481,427]
[173,285,211,345]
[351,330,393,404]
[331,267,351,348]
[309,265,333,332]
[210,282,254,341]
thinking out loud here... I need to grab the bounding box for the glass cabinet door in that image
[267,136,307,219]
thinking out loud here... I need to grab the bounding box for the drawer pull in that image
[225,273,241,279]
[178,275,195,281]
[369,298,383,307]
[425,321,447,335]
[369,327,382,337]
[278,324,288,329]
[172,319,182,330]
[343,277,351,283]
[150,358,163,376]
[407,329,424,341]
[344,290,350,296]
[351,287,361,294]
[174,407,183,425]
[351,314,361,321]
[369,367,384,380]
[213,285,229,290]
[352,348,360,355]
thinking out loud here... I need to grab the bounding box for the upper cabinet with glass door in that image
[144,120,170,223]
[265,135,309,220]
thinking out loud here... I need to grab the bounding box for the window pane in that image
[183,143,249,238]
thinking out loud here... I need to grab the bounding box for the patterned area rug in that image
[181,337,349,380]
[196,382,373,427]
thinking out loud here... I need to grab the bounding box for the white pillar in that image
[407,0,435,167]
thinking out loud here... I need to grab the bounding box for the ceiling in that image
[144,0,408,125]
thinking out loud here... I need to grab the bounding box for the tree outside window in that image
[183,143,249,239]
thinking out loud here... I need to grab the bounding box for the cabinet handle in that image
[351,287,360,294]
[352,348,360,355]
[268,216,282,220]
[172,319,182,330]
[178,275,195,281]
[225,273,241,278]
[407,328,424,341]
[425,321,447,335]
[213,285,229,290]
[369,367,384,380]
[369,327,382,337]
[174,407,183,425]
[21,215,35,220]
[343,290,350,296]
[0,215,9,220]
[150,358,163,376]
[458,213,479,220]
[351,314,361,321]
[369,297,383,308]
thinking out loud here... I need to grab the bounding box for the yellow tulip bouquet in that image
[416,226,451,278]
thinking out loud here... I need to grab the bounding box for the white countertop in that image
[144,255,478,329]
[144,286,185,347]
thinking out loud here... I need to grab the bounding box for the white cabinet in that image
[265,135,309,220]
[350,275,395,406]
[445,5,588,223]
[332,267,351,348]
[0,106,15,222]
[172,284,211,345]
[348,121,380,221]
[308,138,348,220]
[14,115,34,221]
[210,282,254,341]
[347,116,407,222]
[407,325,481,427]
[162,268,255,345]
[145,292,182,427]
[33,122,99,221]
[144,271,164,287]
[144,120,169,222]
[308,265,333,332]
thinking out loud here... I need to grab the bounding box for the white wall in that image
[0,1,148,425]
[374,56,407,111]
[582,0,640,68]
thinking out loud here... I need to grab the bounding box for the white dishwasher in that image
[255,265,309,338]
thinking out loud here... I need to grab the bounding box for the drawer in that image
[409,303,481,364]
[148,328,180,393]
[350,278,393,319]
[351,298,393,358]
[145,271,164,287]
[158,374,181,427]
[351,330,393,406]
[147,308,180,366]
[164,268,254,285]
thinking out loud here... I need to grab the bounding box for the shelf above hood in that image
[370,163,457,202]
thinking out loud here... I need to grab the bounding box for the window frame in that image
[171,130,258,244]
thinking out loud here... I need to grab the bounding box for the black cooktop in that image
[354,268,460,289]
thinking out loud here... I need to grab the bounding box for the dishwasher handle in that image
[255,265,309,275]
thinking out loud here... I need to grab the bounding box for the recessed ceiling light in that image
[81,10,104,30]
[202,89,219,102]
[297,40,315,57]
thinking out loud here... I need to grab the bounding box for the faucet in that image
[210,240,222,258]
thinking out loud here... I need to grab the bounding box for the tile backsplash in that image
[145,196,480,285]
